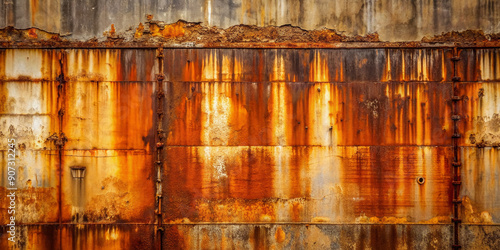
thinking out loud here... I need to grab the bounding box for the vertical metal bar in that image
[451,47,462,249]
[155,47,165,250]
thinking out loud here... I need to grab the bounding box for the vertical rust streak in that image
[155,47,165,250]
[451,47,462,249]
[4,0,14,26]
[55,50,68,250]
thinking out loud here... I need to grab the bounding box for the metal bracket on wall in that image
[451,48,462,249]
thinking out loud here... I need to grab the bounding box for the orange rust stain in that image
[201,228,211,248]
[134,23,144,38]
[275,226,286,243]
[28,28,38,39]
[110,24,116,37]
[458,82,488,147]
[0,51,5,79]
[180,56,201,82]
[309,51,329,82]
[164,80,451,147]
[150,21,185,38]
[162,22,185,38]
[358,58,368,68]
[291,202,303,222]
[30,0,39,25]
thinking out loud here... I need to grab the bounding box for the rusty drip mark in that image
[155,47,165,250]
[53,50,68,250]
[451,48,462,249]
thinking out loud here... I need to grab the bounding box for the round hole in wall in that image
[417,177,425,185]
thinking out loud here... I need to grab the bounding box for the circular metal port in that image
[416,177,425,185]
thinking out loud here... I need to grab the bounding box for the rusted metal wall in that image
[0,47,499,249]
[0,49,157,249]
[1,0,500,41]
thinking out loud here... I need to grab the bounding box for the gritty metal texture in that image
[0,47,499,249]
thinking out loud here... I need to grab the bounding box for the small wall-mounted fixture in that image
[416,176,425,185]
[70,166,86,179]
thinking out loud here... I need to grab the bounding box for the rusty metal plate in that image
[0,81,59,150]
[459,82,500,147]
[63,81,155,150]
[0,50,60,81]
[0,224,154,249]
[0,150,59,224]
[163,146,451,223]
[461,147,500,223]
[163,224,453,249]
[65,49,157,82]
[163,49,452,83]
[61,150,154,223]
[163,81,452,146]
[457,49,500,82]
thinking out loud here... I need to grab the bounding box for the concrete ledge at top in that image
[1,21,500,48]
[0,0,499,42]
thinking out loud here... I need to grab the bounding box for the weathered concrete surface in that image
[0,0,499,41]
